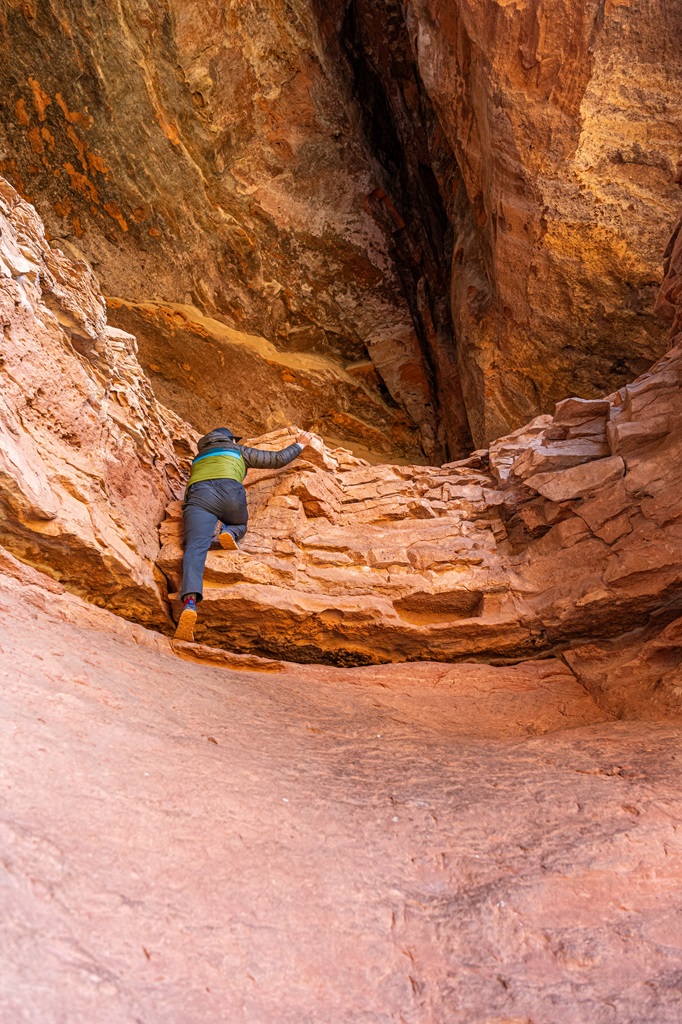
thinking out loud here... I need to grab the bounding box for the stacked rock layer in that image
[159,345,682,722]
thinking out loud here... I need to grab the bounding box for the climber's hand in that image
[297,430,314,447]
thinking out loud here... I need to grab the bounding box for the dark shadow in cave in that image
[313,0,474,460]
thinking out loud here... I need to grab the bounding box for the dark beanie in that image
[197,427,243,451]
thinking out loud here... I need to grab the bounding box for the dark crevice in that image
[339,2,404,178]
[315,0,473,460]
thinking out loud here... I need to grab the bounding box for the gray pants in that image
[181,479,248,600]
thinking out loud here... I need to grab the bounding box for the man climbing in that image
[174,426,313,641]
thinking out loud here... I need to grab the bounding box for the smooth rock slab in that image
[1,563,682,1023]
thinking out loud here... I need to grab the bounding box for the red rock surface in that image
[2,551,682,1023]
[2,3,682,454]
[1,40,682,1020]
[159,342,682,693]
[401,0,682,443]
[658,158,682,353]
[106,297,425,462]
[0,179,194,628]
[0,0,442,457]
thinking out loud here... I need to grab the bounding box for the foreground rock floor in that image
[2,559,681,1024]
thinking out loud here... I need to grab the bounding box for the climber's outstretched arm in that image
[241,431,313,470]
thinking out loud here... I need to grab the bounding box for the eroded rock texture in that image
[659,159,682,352]
[317,0,682,443]
[106,296,423,461]
[1,94,682,1022]
[0,0,441,458]
[0,178,193,627]
[160,345,682,718]
[2,2,682,456]
[1,166,680,707]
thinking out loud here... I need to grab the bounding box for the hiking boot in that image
[174,597,197,642]
[218,527,239,551]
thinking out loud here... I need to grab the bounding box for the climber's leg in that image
[216,480,249,550]
[174,594,197,642]
[219,522,247,549]
[180,502,218,602]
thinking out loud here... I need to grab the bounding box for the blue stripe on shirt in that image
[192,448,242,465]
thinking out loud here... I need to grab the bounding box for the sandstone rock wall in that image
[106,297,425,462]
[403,0,682,444]
[304,0,682,445]
[0,178,194,627]
[159,338,682,698]
[3,2,681,459]
[658,159,682,352]
[1,106,682,1023]
[0,0,442,457]
[314,0,475,457]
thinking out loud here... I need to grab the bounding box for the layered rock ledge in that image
[2,171,680,724]
[159,350,682,712]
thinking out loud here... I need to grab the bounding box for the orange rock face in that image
[1,19,682,1018]
[105,297,425,461]
[659,160,682,352]
[2,2,681,456]
[402,0,682,443]
[0,179,192,627]
[0,0,442,457]
[159,345,682,716]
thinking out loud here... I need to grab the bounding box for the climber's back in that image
[174,426,313,642]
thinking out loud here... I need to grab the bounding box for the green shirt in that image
[184,440,304,499]
[187,448,246,490]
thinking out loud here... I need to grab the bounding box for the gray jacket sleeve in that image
[240,442,304,470]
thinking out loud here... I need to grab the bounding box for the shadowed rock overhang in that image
[2,1,682,461]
